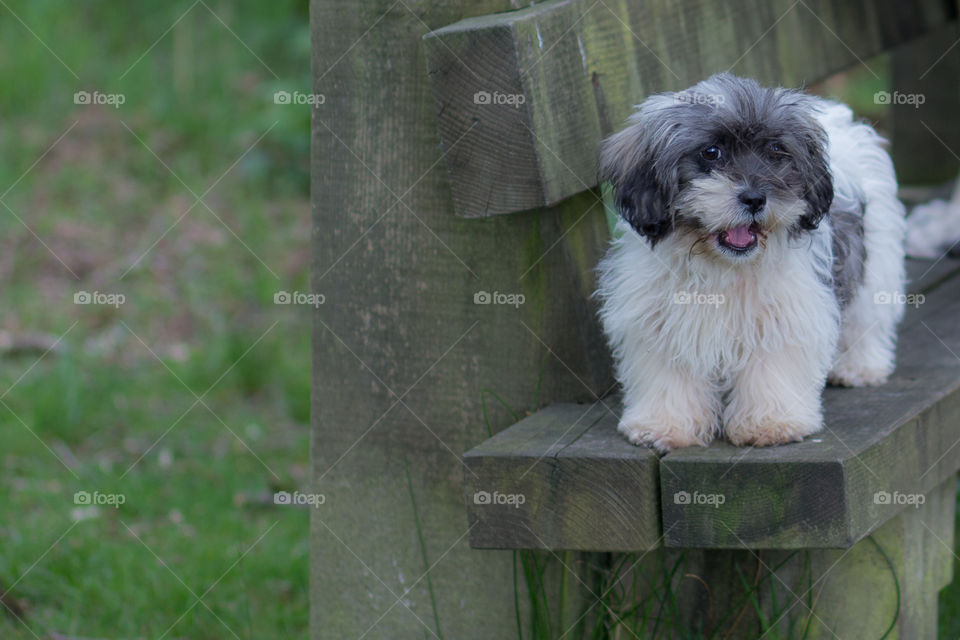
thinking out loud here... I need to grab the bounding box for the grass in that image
[0,1,311,637]
[506,504,912,639]
[938,475,960,639]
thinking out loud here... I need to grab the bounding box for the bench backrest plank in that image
[424,0,955,217]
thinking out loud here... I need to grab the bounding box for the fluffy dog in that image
[596,73,905,451]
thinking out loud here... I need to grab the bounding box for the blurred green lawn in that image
[0,2,311,637]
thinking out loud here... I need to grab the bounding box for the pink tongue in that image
[724,225,755,248]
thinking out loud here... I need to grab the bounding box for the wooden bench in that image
[420,1,960,636]
[309,1,960,638]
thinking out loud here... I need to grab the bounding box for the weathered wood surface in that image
[311,1,615,637]
[671,476,956,638]
[423,0,956,217]
[905,254,960,294]
[462,258,960,551]
[892,24,960,185]
[464,401,661,550]
[661,260,960,548]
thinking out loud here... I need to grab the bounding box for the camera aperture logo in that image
[874,490,925,509]
[673,490,725,508]
[873,91,924,108]
[74,90,125,108]
[473,290,525,308]
[74,291,125,308]
[274,90,325,106]
[274,290,325,308]
[274,490,326,508]
[473,90,526,108]
[473,490,525,508]
[74,490,125,508]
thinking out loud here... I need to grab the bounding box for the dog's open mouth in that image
[717,223,760,253]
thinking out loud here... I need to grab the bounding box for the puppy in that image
[596,73,905,452]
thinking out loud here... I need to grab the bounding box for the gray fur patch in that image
[830,199,866,307]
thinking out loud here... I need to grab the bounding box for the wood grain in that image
[423,0,956,217]
[464,401,662,550]
[311,1,614,637]
[892,24,960,184]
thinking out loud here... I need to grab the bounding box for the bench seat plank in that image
[464,400,662,550]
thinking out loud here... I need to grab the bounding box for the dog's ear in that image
[599,124,676,244]
[797,121,834,230]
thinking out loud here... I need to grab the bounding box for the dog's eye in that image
[770,141,787,155]
[700,145,722,162]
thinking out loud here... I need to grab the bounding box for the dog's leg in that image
[618,354,719,452]
[829,122,906,387]
[724,344,827,447]
[830,185,905,387]
[829,299,900,387]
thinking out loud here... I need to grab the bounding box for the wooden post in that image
[892,24,960,184]
[670,476,956,638]
[310,2,613,638]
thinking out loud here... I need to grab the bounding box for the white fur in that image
[905,178,960,258]
[597,101,906,451]
[820,103,906,388]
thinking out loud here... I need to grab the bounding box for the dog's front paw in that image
[618,419,711,453]
[828,362,892,387]
[724,415,821,447]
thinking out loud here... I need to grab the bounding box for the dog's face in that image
[600,74,833,262]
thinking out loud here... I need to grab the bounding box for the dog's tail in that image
[905,177,960,259]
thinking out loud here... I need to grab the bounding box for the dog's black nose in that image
[738,189,766,213]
